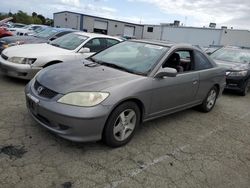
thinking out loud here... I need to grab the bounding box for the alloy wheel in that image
[113,109,137,141]
[206,89,217,109]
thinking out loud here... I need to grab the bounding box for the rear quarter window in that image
[194,51,213,70]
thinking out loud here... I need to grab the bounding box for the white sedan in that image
[0,32,122,79]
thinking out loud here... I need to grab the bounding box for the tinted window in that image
[195,51,213,70]
[107,39,119,47]
[84,38,107,52]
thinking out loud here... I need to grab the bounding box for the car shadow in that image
[44,108,196,151]
[222,89,242,97]
[0,73,29,86]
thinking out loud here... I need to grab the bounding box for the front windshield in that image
[92,41,169,75]
[50,33,88,50]
[211,48,250,63]
[33,27,59,39]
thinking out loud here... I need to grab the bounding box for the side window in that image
[194,51,213,70]
[106,39,119,47]
[84,38,107,53]
[163,50,194,73]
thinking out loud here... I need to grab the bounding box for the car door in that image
[149,49,200,117]
[81,38,108,58]
[193,50,217,100]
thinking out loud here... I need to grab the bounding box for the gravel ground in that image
[0,73,250,188]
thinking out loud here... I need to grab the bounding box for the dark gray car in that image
[211,46,250,96]
[25,40,226,147]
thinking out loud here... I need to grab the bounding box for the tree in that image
[32,12,37,17]
[37,14,46,24]
[0,10,53,26]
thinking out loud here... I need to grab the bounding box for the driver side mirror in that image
[154,67,177,78]
[78,47,90,54]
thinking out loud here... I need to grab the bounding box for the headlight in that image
[8,57,36,64]
[227,70,248,77]
[57,92,109,107]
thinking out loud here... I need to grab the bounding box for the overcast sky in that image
[1,0,250,30]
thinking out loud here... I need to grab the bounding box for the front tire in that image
[240,79,249,96]
[103,102,140,147]
[199,86,218,112]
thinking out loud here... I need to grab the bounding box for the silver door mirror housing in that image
[155,67,177,78]
[79,47,90,54]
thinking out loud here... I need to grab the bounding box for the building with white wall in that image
[54,11,144,39]
[54,11,250,47]
[143,24,250,47]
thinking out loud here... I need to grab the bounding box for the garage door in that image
[94,20,108,30]
[94,20,108,34]
[124,26,135,37]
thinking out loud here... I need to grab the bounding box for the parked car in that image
[8,23,27,29]
[0,27,75,53]
[0,27,13,38]
[0,32,122,79]
[8,24,45,36]
[211,46,250,95]
[25,40,226,147]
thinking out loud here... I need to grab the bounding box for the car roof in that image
[73,31,122,40]
[130,39,197,49]
[223,45,250,51]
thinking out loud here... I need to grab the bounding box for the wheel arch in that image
[101,97,146,138]
[214,83,220,95]
[111,98,145,123]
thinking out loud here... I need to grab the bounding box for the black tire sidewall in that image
[103,101,141,147]
[240,79,249,96]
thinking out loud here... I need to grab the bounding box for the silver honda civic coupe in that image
[25,40,226,147]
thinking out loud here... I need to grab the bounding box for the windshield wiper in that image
[86,58,145,75]
[99,61,144,75]
[84,57,100,67]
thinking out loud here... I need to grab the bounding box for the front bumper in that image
[25,80,111,142]
[0,56,41,80]
[225,76,247,91]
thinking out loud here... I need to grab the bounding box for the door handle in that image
[193,80,198,85]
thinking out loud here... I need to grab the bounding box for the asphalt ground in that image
[0,72,250,188]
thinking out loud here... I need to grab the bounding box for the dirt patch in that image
[0,145,27,159]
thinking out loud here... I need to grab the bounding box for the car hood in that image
[3,43,71,58]
[214,59,250,71]
[0,36,46,44]
[36,61,142,94]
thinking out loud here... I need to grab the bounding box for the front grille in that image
[34,80,58,99]
[1,53,8,60]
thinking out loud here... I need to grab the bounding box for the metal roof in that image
[54,11,143,27]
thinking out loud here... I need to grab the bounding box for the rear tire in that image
[199,86,218,112]
[103,102,140,147]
